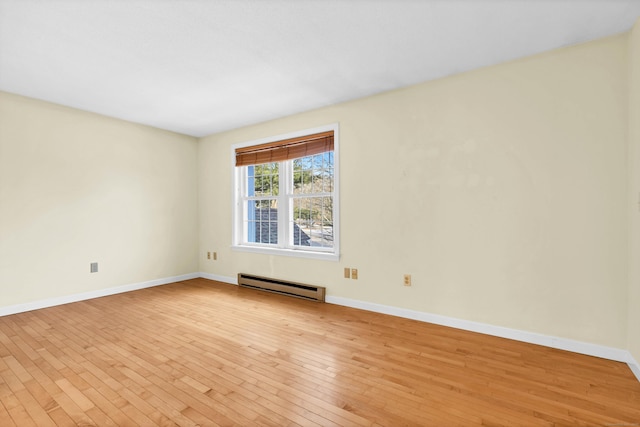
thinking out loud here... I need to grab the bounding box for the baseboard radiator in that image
[237,273,326,302]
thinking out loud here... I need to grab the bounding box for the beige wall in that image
[199,34,629,348]
[629,19,640,364]
[0,92,199,307]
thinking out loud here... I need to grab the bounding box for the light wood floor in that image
[1,278,639,426]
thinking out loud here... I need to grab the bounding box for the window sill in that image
[231,244,339,261]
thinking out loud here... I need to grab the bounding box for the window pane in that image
[253,162,279,196]
[292,153,333,195]
[291,196,333,248]
[292,198,311,246]
[247,199,278,244]
[323,169,333,192]
[313,154,323,170]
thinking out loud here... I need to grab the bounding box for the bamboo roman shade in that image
[235,130,334,167]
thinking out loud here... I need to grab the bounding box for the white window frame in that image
[231,123,340,261]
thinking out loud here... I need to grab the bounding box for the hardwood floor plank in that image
[12,385,56,427]
[0,400,17,427]
[1,391,38,427]
[82,386,136,426]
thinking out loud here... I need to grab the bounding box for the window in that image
[232,124,339,260]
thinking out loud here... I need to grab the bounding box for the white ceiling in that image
[1,1,639,138]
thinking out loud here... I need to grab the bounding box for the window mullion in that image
[238,167,246,245]
[278,161,289,248]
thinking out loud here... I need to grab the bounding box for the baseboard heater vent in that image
[237,273,326,302]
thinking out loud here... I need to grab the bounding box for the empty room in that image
[1,0,640,425]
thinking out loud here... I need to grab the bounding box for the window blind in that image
[235,130,334,167]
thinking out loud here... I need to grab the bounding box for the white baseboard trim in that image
[325,295,631,364]
[628,354,640,382]
[0,272,199,317]
[199,272,238,285]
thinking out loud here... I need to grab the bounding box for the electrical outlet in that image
[213,252,217,260]
[351,268,358,280]
[90,262,98,273]
[344,267,351,279]
[207,251,211,259]
[404,274,411,286]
